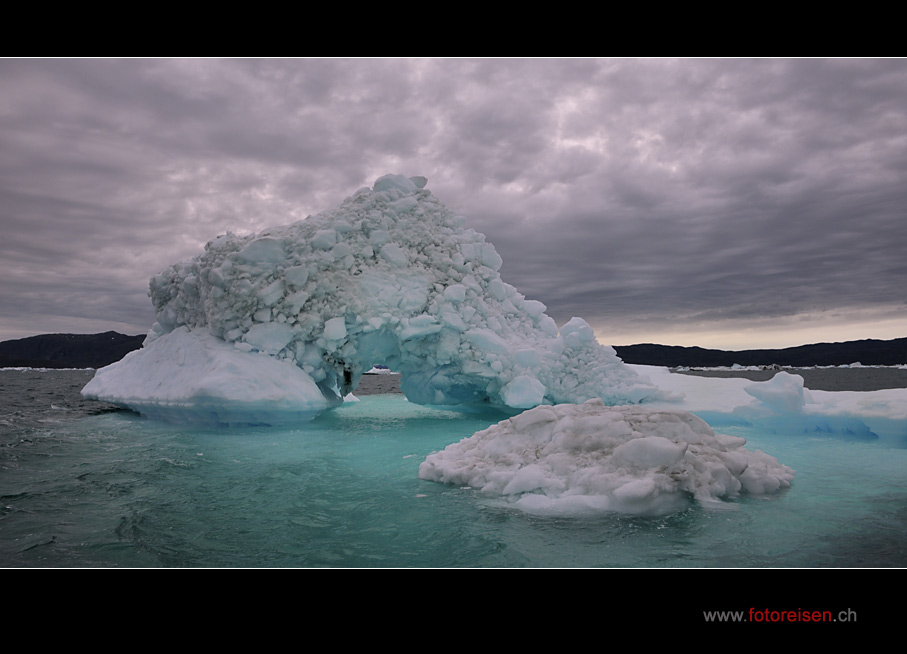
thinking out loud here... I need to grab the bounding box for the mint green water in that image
[2,369,906,567]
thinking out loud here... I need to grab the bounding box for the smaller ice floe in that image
[676,364,779,372]
[419,398,794,516]
[365,365,398,375]
[635,364,907,439]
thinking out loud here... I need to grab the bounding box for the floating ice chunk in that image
[744,371,812,413]
[419,399,795,516]
[631,364,906,440]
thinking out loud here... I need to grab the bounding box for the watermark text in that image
[703,608,857,623]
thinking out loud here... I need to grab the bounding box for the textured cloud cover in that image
[2,58,905,349]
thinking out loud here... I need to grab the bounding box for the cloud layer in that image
[2,59,905,349]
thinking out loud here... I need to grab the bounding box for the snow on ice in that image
[418,399,795,516]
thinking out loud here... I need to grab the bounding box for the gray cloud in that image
[2,58,905,349]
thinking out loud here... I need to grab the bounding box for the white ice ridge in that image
[83,174,659,425]
[419,399,795,516]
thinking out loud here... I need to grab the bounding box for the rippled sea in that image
[2,368,906,568]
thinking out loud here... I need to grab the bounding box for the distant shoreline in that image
[614,338,907,368]
[0,331,144,369]
[2,332,907,386]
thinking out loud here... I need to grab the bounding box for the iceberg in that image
[82,174,660,425]
[419,398,795,516]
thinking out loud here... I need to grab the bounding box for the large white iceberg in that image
[419,398,796,516]
[83,174,660,425]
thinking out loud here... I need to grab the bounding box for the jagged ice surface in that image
[82,175,658,425]
[419,398,795,516]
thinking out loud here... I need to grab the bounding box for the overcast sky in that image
[2,58,906,350]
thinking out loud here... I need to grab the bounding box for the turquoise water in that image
[2,369,906,567]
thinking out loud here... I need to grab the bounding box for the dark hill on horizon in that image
[613,338,907,368]
[1,331,905,370]
[0,331,145,369]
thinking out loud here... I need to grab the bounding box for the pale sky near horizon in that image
[2,58,906,350]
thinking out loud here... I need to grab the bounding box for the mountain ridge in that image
[0,331,146,369]
[2,331,906,370]
[613,337,907,368]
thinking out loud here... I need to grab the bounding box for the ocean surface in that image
[2,368,906,568]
